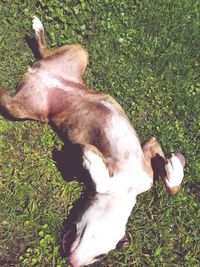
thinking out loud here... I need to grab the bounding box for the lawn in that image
[0,0,199,266]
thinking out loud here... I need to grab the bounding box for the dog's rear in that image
[0,17,185,267]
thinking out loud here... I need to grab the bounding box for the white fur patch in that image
[26,68,77,94]
[165,153,184,187]
[106,113,142,158]
[42,73,64,89]
[83,150,110,193]
[32,16,43,35]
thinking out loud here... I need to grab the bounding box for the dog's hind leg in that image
[0,87,47,121]
[32,16,88,61]
[32,16,48,59]
[32,16,89,84]
[32,15,72,59]
[82,145,112,194]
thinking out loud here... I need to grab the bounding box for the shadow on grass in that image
[52,142,97,257]
[25,35,41,60]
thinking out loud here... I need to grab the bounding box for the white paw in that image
[82,151,92,170]
[83,151,105,172]
[83,150,110,193]
[32,16,43,35]
[165,153,184,188]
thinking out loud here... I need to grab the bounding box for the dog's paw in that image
[83,150,110,194]
[164,153,185,194]
[32,16,44,35]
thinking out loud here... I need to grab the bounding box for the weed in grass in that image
[19,224,66,266]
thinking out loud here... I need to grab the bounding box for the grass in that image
[0,0,199,266]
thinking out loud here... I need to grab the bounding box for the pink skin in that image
[13,56,87,122]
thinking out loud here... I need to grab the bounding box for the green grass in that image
[0,0,199,266]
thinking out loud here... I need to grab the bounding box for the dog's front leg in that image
[82,144,112,194]
[142,137,185,194]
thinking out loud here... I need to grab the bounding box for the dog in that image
[0,17,185,267]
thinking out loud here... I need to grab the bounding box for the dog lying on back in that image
[0,17,185,267]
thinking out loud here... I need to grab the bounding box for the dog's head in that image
[62,193,131,267]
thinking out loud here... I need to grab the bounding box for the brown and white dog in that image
[0,17,185,267]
